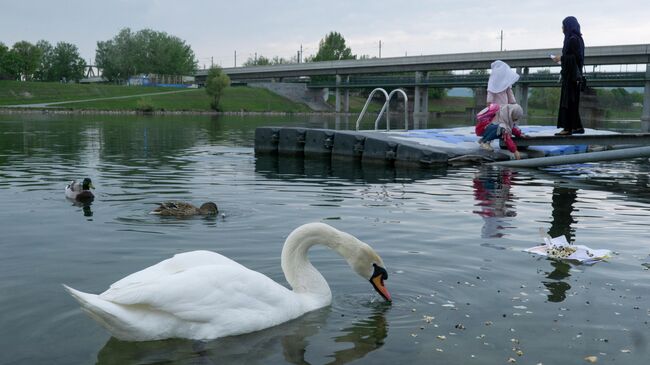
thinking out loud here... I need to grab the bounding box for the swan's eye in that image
[372,263,388,280]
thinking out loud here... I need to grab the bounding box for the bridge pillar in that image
[473,88,487,111]
[515,67,530,123]
[414,72,428,115]
[344,76,350,113]
[335,75,341,112]
[642,65,650,132]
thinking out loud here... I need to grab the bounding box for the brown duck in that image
[150,201,218,216]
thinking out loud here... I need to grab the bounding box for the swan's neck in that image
[281,223,360,305]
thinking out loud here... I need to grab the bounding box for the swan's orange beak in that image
[370,264,391,301]
[371,274,391,301]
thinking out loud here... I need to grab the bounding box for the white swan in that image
[64,222,391,341]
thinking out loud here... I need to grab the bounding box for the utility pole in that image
[379,40,382,58]
[500,30,503,51]
[300,44,303,63]
[234,50,237,67]
[211,57,214,68]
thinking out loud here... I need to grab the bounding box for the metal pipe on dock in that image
[491,146,650,168]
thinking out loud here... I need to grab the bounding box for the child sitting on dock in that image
[476,104,526,159]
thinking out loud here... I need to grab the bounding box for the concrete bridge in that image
[195,44,650,130]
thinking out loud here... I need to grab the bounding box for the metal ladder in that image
[355,88,409,131]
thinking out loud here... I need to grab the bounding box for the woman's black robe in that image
[557,36,583,131]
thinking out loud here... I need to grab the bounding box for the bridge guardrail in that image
[307,72,647,88]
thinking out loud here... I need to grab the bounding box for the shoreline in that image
[0,107,358,117]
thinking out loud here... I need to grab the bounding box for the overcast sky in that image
[1,0,648,68]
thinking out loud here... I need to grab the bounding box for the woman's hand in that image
[552,55,561,63]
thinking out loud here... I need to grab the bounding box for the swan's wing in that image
[100,251,298,324]
[106,251,242,292]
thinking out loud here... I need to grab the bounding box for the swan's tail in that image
[63,284,143,340]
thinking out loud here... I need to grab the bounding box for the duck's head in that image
[82,178,95,191]
[199,202,218,215]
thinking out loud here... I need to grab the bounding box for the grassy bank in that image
[0,80,177,105]
[0,81,641,118]
[0,81,310,112]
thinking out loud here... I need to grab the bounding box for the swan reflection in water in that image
[96,303,390,365]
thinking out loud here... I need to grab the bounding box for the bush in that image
[136,97,154,113]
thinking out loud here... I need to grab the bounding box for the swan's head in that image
[282,222,392,302]
[369,263,391,302]
[349,243,391,302]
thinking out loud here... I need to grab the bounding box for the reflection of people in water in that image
[543,260,572,302]
[472,167,516,238]
[541,185,578,302]
[95,305,389,365]
[548,186,578,242]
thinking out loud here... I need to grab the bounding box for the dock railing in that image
[355,88,409,132]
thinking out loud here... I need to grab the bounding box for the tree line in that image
[1,28,196,83]
[0,40,85,82]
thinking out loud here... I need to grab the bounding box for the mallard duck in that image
[65,178,95,201]
[63,222,391,341]
[150,201,218,216]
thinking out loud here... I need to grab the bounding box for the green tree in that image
[205,66,230,111]
[243,55,271,66]
[96,28,196,83]
[0,42,13,79]
[309,32,355,62]
[428,71,452,99]
[243,54,295,67]
[10,41,42,80]
[529,87,560,111]
[96,28,137,82]
[50,42,86,82]
[34,40,54,81]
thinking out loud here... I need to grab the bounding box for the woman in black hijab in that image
[553,16,585,135]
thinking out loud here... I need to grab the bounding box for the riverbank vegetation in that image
[0,80,642,118]
[0,80,310,112]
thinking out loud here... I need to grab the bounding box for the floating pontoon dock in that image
[254,126,650,168]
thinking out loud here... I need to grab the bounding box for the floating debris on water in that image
[584,355,598,363]
[422,315,435,323]
[436,335,446,340]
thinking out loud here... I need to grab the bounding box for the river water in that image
[0,113,649,365]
